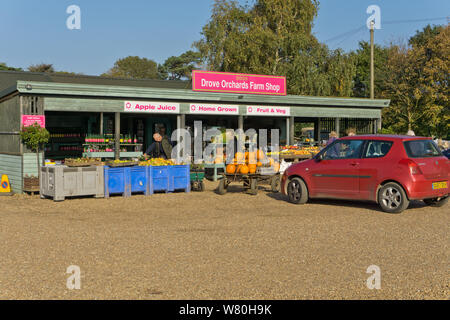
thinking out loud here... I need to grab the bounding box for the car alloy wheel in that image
[287,177,308,204]
[378,182,409,213]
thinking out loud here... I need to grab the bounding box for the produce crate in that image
[65,158,102,167]
[169,165,190,192]
[150,165,170,193]
[104,166,131,198]
[130,166,151,195]
[40,166,104,201]
[23,176,40,193]
[105,161,138,167]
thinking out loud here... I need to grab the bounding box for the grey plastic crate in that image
[40,165,104,201]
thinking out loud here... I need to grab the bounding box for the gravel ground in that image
[0,180,448,300]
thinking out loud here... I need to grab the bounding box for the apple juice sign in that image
[124,101,180,113]
[192,70,286,96]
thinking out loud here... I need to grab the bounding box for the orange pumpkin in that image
[256,161,263,167]
[272,161,280,172]
[256,149,265,160]
[226,164,236,174]
[247,152,257,164]
[248,164,257,174]
[235,152,245,164]
[240,165,249,174]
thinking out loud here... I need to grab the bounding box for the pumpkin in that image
[256,161,263,167]
[248,164,257,174]
[256,149,265,160]
[247,151,256,164]
[235,152,245,161]
[272,161,280,172]
[226,164,236,174]
[240,165,249,174]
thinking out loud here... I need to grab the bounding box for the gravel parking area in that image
[0,180,448,299]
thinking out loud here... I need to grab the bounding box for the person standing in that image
[144,125,173,159]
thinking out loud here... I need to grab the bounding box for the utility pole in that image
[370,20,375,99]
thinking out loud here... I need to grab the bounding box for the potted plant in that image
[19,123,50,185]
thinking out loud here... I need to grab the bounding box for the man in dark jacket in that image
[144,126,172,159]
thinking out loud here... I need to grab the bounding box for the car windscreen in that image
[403,140,442,158]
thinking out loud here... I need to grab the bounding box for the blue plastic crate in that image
[104,166,131,198]
[169,165,190,192]
[130,166,151,195]
[150,166,170,193]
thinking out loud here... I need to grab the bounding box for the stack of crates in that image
[104,164,190,198]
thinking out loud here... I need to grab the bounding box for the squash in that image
[226,164,236,174]
[248,164,257,174]
[240,165,249,174]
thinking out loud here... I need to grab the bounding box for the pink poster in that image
[21,115,46,128]
[192,70,287,96]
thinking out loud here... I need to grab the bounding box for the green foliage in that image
[19,123,50,152]
[378,127,396,135]
[351,41,390,98]
[381,25,449,138]
[159,50,202,80]
[102,56,159,79]
[0,62,22,71]
[194,0,355,97]
[28,63,55,73]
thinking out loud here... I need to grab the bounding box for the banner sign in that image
[192,70,286,96]
[189,104,239,115]
[246,106,290,117]
[124,101,180,113]
[21,115,46,127]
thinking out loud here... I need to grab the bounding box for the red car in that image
[281,135,449,213]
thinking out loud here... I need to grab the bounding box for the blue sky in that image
[0,0,448,75]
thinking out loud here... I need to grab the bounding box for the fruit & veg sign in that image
[124,101,180,113]
[192,70,286,96]
[246,106,290,116]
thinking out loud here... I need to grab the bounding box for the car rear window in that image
[403,140,442,158]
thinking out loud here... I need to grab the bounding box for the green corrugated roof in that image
[0,70,190,94]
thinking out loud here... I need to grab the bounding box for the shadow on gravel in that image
[265,191,427,213]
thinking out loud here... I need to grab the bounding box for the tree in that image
[381,25,449,138]
[351,41,390,98]
[28,64,55,73]
[0,62,22,71]
[19,123,50,182]
[194,0,355,96]
[102,56,159,79]
[159,50,202,80]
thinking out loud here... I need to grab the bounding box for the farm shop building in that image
[0,70,390,193]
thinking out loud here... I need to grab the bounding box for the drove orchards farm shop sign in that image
[124,101,180,113]
[192,70,286,96]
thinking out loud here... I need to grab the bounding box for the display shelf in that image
[82,151,143,158]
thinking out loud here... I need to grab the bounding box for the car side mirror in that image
[315,153,324,162]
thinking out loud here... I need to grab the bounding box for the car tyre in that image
[378,182,409,213]
[423,196,448,207]
[287,177,308,204]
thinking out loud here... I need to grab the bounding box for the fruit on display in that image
[214,156,223,164]
[248,164,257,174]
[138,158,175,166]
[226,164,236,174]
[240,165,249,174]
[267,145,320,157]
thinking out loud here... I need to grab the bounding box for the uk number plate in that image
[432,181,447,190]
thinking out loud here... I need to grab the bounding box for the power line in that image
[324,16,449,45]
